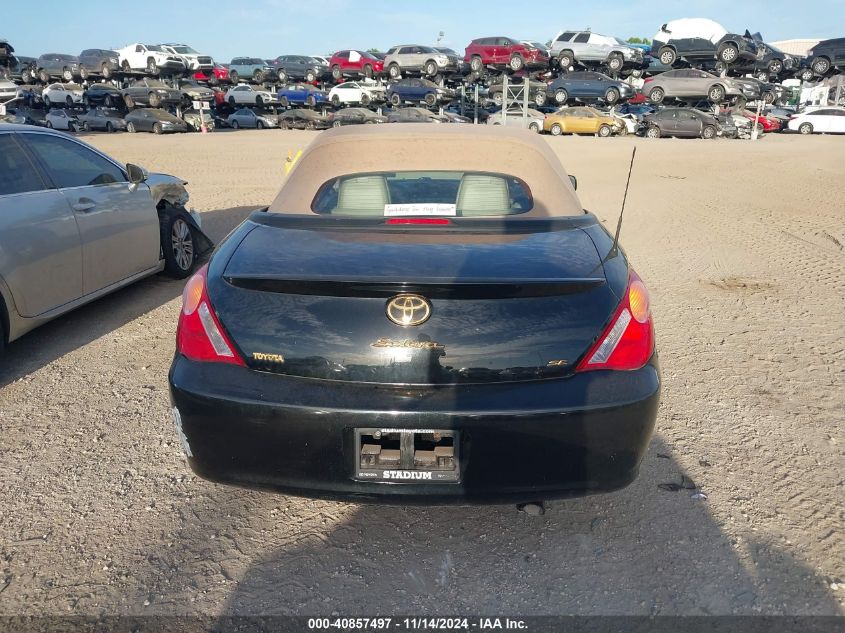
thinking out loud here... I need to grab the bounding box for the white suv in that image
[116,43,186,75]
[550,31,644,72]
[160,44,214,72]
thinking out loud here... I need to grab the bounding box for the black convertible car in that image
[168,126,660,504]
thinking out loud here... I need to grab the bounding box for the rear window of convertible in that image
[311,171,534,217]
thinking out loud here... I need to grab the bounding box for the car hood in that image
[146,172,189,208]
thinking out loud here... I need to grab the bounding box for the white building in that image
[769,39,822,57]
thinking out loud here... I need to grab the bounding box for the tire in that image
[470,56,483,73]
[550,123,563,136]
[424,61,438,77]
[124,94,135,109]
[277,70,288,84]
[798,122,813,135]
[811,57,830,75]
[528,122,540,133]
[105,121,113,133]
[279,96,289,108]
[424,92,437,107]
[104,95,114,108]
[648,87,665,104]
[79,66,89,80]
[147,58,158,75]
[604,87,620,104]
[127,122,136,133]
[331,94,340,107]
[708,84,726,103]
[66,95,74,107]
[388,64,401,79]
[597,124,612,138]
[763,91,775,105]
[229,70,239,84]
[702,125,717,139]
[333,120,342,128]
[390,93,401,106]
[62,68,73,81]
[558,51,573,69]
[616,125,628,137]
[161,211,197,278]
[121,60,131,73]
[534,90,546,106]
[305,95,316,108]
[509,55,524,72]
[714,61,727,75]
[228,96,236,106]
[43,95,51,108]
[21,68,33,83]
[331,65,341,80]
[305,69,317,83]
[231,119,239,129]
[799,68,814,83]
[148,92,162,108]
[646,125,661,139]
[493,92,504,106]
[717,43,739,64]
[768,59,783,75]
[256,96,264,107]
[81,122,89,132]
[257,120,264,130]
[363,64,373,79]
[555,88,568,104]
[46,120,53,129]
[153,122,162,135]
[658,47,676,66]
[102,64,112,79]
[755,71,769,81]
[360,93,371,106]
[253,70,265,83]
[607,54,623,72]
[38,69,50,83]
[68,122,78,133]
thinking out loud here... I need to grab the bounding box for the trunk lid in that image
[210,219,619,384]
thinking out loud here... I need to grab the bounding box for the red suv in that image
[464,37,549,73]
[329,50,385,80]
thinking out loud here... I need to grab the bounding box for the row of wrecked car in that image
[2,23,843,92]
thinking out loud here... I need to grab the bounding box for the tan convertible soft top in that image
[268,125,583,217]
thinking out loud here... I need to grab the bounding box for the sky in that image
[3,0,843,61]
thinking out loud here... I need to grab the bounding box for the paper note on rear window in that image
[384,204,457,217]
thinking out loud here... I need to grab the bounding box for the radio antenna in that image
[611,146,637,254]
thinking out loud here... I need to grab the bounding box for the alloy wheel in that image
[171,219,194,272]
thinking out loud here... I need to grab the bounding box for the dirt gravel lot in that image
[0,130,843,617]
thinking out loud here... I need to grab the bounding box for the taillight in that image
[176,265,244,365]
[576,269,654,372]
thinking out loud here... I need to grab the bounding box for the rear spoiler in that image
[248,209,600,234]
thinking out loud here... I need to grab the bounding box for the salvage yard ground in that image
[0,131,843,615]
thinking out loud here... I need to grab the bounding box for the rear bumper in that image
[169,356,660,505]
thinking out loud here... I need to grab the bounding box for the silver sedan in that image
[0,124,211,351]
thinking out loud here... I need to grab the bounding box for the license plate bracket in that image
[354,428,460,483]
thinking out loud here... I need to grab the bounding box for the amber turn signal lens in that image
[628,279,650,324]
[182,271,205,316]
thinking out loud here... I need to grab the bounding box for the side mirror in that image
[569,175,578,190]
[127,163,147,185]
